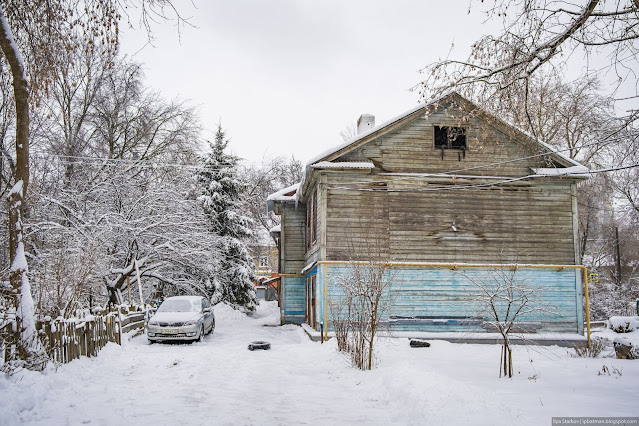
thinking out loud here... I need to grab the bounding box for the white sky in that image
[119,1,634,166]
[120,1,497,164]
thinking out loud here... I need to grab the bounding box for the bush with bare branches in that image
[330,236,395,370]
[462,267,550,378]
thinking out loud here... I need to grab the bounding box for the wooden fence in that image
[1,320,14,365]
[37,312,122,364]
[1,306,148,366]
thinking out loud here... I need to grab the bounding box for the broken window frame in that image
[434,125,467,150]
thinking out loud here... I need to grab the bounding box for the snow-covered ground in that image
[1,302,638,425]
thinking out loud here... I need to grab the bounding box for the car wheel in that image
[208,320,215,335]
[197,325,205,342]
[148,339,156,344]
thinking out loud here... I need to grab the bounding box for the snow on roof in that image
[269,224,281,234]
[534,140,583,168]
[302,92,587,182]
[305,103,426,166]
[266,183,300,202]
[311,161,375,170]
[261,276,280,285]
[273,92,590,206]
[301,262,317,274]
[165,295,205,301]
[267,183,301,212]
[531,165,590,178]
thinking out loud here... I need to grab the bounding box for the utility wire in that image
[327,163,639,193]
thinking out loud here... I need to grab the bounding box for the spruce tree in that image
[198,123,257,310]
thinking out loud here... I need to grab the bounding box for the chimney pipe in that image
[357,114,375,135]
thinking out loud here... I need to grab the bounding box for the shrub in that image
[607,316,639,333]
[573,336,608,358]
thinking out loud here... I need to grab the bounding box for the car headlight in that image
[183,320,197,326]
[148,321,159,326]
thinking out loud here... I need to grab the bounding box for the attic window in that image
[434,126,466,150]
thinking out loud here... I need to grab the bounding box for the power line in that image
[12,121,637,184]
[327,164,639,193]
[25,152,266,171]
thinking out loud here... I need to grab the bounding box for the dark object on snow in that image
[409,339,431,348]
[613,339,635,360]
[248,341,271,351]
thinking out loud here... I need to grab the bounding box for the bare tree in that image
[0,0,187,369]
[331,237,395,371]
[416,0,639,173]
[415,1,639,325]
[242,155,302,245]
[338,123,358,142]
[462,267,549,378]
[418,1,638,106]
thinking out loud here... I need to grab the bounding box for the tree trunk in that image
[0,5,43,368]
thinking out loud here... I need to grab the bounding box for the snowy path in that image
[2,302,638,425]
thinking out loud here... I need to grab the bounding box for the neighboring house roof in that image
[269,224,281,233]
[261,276,280,286]
[266,183,300,211]
[268,92,589,206]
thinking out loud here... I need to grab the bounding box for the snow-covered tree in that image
[0,0,190,371]
[25,52,213,315]
[242,154,302,246]
[198,124,257,311]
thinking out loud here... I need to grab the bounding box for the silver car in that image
[147,296,215,343]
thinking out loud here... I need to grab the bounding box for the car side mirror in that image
[203,307,211,313]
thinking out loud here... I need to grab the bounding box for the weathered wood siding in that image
[278,94,584,330]
[325,184,390,260]
[321,99,578,265]
[324,173,575,264]
[323,264,583,334]
[388,180,575,264]
[280,204,306,274]
[340,99,554,177]
[281,275,305,324]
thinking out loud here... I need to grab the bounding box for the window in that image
[311,190,317,244]
[306,189,317,250]
[434,126,466,150]
[259,256,268,268]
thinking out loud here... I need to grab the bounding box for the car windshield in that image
[157,299,200,313]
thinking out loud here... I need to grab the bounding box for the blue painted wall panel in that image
[319,265,583,333]
[282,275,305,324]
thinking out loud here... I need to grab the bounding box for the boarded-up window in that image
[305,201,310,250]
[434,126,466,149]
[305,188,317,250]
[312,190,317,244]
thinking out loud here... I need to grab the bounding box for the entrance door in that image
[311,275,316,329]
[305,277,311,325]
[305,275,317,329]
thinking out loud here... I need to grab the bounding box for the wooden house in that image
[267,92,589,338]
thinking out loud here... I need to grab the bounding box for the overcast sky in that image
[119,1,504,165]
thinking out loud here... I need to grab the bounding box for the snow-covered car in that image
[147,296,215,343]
